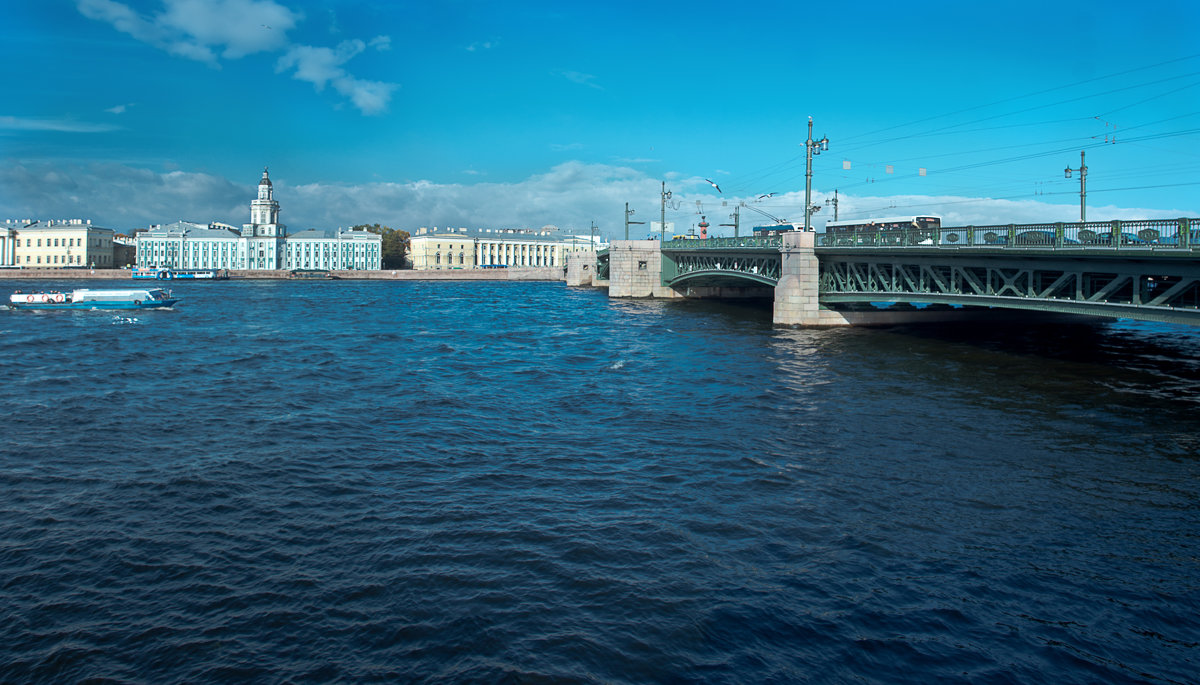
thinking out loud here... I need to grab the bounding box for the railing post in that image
[1112,220,1122,251]
[1055,222,1064,248]
[1007,224,1016,246]
[1182,218,1190,250]
[967,225,974,246]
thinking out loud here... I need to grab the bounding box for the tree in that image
[353,223,411,269]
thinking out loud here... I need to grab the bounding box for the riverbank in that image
[0,267,565,281]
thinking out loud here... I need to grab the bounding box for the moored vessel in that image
[132,267,227,280]
[8,288,180,310]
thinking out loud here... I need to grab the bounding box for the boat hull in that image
[8,299,180,310]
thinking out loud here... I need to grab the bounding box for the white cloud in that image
[157,0,297,58]
[76,0,295,65]
[561,71,602,90]
[0,162,246,227]
[2,160,1191,237]
[466,40,498,52]
[104,104,134,114]
[275,40,397,115]
[76,0,395,114]
[0,116,120,133]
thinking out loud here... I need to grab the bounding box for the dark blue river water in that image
[1,279,1197,683]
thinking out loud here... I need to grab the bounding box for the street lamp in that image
[804,116,829,232]
[1064,150,1087,223]
[660,181,672,241]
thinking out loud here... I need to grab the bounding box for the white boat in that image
[132,267,227,280]
[8,288,180,310]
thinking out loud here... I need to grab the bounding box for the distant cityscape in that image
[0,169,604,273]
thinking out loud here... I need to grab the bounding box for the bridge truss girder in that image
[818,254,1200,325]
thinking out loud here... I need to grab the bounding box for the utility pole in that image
[804,116,830,232]
[660,181,672,241]
[720,206,740,238]
[624,202,644,240]
[590,220,597,248]
[1064,151,1087,222]
[826,189,839,221]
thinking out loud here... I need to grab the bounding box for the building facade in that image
[409,226,600,270]
[3,219,115,268]
[135,168,381,271]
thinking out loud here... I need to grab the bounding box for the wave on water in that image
[0,279,1197,683]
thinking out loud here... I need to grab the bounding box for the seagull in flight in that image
[704,179,722,193]
[757,193,775,200]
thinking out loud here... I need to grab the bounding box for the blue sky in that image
[2,0,1198,237]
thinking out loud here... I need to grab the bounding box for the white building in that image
[135,168,381,271]
[409,225,601,270]
[3,218,115,268]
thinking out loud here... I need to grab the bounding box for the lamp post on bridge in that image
[624,203,644,240]
[660,181,672,242]
[1064,150,1087,223]
[804,116,829,232]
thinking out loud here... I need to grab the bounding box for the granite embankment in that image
[0,267,565,281]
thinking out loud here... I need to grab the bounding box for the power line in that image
[837,54,1200,146]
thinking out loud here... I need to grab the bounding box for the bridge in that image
[586,218,1200,326]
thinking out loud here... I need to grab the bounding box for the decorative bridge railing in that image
[596,248,609,280]
[817,218,1197,250]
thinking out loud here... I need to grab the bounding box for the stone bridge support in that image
[607,240,683,298]
[774,231,853,326]
[565,249,597,286]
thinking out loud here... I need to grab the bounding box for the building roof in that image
[140,221,241,239]
[289,228,380,240]
[18,219,112,232]
[412,227,579,244]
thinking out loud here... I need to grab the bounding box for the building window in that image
[638,260,647,270]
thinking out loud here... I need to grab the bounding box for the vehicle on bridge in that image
[823,216,942,246]
[751,223,802,237]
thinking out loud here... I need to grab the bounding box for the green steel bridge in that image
[603,218,1200,325]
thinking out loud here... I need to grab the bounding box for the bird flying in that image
[757,193,775,200]
[704,179,722,193]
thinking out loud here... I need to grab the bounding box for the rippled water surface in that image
[1,279,1198,683]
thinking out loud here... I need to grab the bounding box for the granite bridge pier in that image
[566,218,1200,327]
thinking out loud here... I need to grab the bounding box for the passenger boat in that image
[7,288,180,310]
[132,267,227,280]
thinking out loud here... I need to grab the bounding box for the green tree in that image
[353,223,411,269]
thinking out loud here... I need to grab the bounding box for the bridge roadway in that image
[595,218,1200,326]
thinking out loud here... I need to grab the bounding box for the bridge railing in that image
[660,236,783,250]
[818,218,1197,250]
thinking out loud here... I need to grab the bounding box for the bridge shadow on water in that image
[872,316,1200,411]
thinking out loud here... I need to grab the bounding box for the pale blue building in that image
[135,169,381,271]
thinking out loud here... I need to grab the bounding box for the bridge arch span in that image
[665,269,779,289]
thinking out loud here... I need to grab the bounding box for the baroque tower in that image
[242,167,287,269]
[248,167,285,237]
